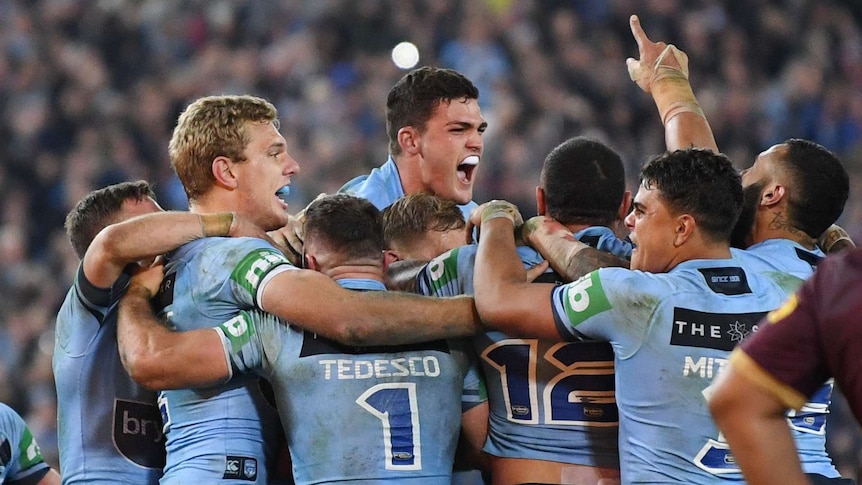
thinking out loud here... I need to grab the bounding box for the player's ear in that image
[212,156,238,189]
[673,214,696,247]
[304,253,319,271]
[760,183,785,207]
[384,249,402,265]
[535,186,547,216]
[618,191,633,221]
[397,127,420,156]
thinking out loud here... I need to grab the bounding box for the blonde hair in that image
[169,95,278,201]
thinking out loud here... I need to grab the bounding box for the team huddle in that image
[4,14,855,485]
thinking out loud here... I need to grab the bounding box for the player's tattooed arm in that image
[522,216,628,281]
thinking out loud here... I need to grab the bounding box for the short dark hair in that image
[780,138,848,238]
[386,67,479,155]
[382,193,466,250]
[303,194,385,263]
[64,181,156,259]
[541,137,626,227]
[640,149,743,243]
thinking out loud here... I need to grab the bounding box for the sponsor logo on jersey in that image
[113,399,166,469]
[560,272,612,327]
[231,248,290,295]
[220,312,257,350]
[152,271,177,313]
[696,267,751,295]
[423,247,461,294]
[223,456,257,481]
[670,308,766,351]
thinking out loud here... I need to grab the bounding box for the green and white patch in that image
[561,272,612,326]
[425,248,461,294]
[220,312,256,351]
[230,248,290,295]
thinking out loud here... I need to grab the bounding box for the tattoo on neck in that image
[769,211,815,246]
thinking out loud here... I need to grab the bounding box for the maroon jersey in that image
[730,248,862,422]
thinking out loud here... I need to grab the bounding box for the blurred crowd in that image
[0,0,860,475]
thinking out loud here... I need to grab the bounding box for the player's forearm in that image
[118,285,229,390]
[719,413,807,485]
[117,286,175,389]
[710,368,809,485]
[86,211,234,287]
[664,110,718,153]
[263,269,481,346]
[474,217,535,330]
[537,234,628,281]
[104,211,234,260]
[332,292,481,346]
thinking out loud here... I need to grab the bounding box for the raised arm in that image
[117,262,230,390]
[84,211,246,287]
[626,15,718,153]
[522,216,629,281]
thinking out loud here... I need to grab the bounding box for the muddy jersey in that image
[0,403,51,485]
[217,278,484,484]
[153,237,292,484]
[53,264,164,484]
[417,225,629,469]
[551,258,787,483]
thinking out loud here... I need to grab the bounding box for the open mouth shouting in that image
[276,185,290,211]
[457,155,480,185]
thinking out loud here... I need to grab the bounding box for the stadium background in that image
[0,0,860,476]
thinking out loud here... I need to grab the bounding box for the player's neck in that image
[751,213,817,250]
[392,153,425,195]
[325,265,385,283]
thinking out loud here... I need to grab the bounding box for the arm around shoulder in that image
[117,264,230,390]
[260,267,482,346]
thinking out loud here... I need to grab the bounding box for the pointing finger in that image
[630,15,651,53]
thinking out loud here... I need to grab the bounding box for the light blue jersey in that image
[733,239,838,478]
[417,226,629,469]
[216,278,485,484]
[339,157,478,220]
[154,237,292,484]
[339,157,482,484]
[53,264,164,484]
[551,259,788,484]
[0,403,51,485]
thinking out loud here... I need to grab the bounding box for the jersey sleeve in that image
[550,268,652,354]
[75,262,128,322]
[226,241,298,309]
[0,405,51,485]
[416,247,471,297]
[215,310,285,378]
[550,269,618,342]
